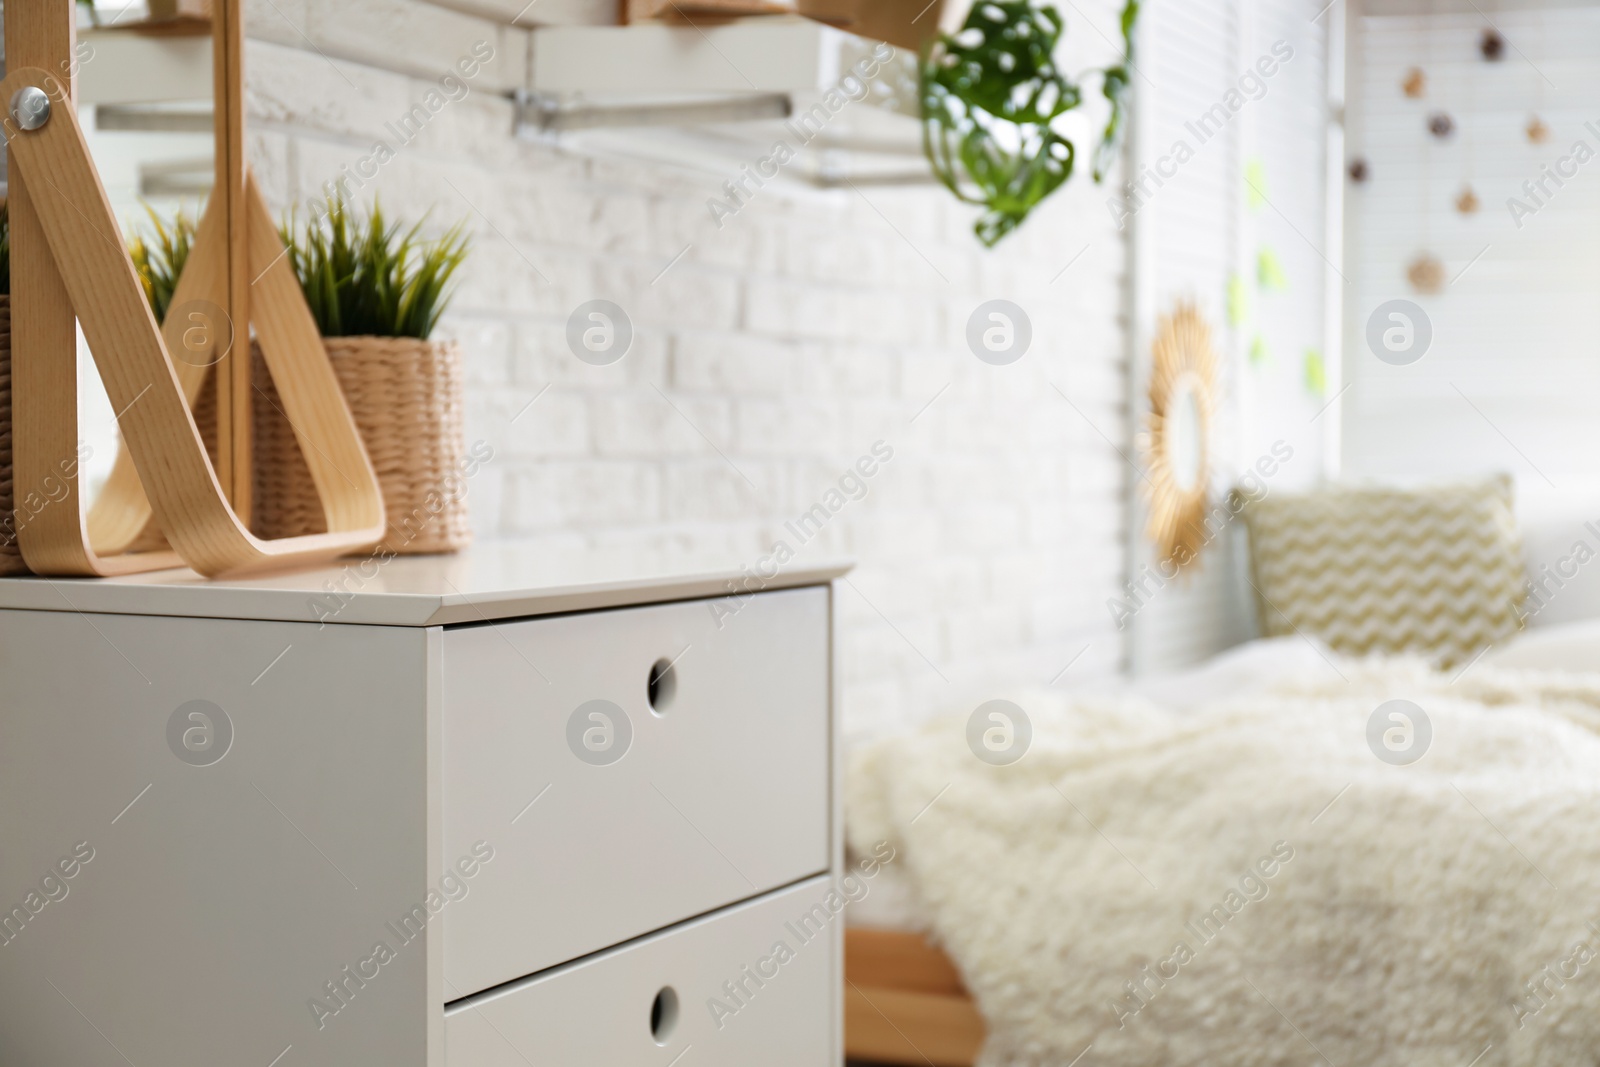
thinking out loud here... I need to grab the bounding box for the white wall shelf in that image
[78,27,211,105]
[530,17,886,94]
[521,16,925,185]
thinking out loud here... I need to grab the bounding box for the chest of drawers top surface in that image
[0,541,851,624]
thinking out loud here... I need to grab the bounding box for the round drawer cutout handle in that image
[651,986,680,1045]
[647,658,677,715]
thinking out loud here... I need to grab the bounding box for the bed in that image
[845,922,984,1066]
[843,615,1600,1066]
[842,636,1346,1065]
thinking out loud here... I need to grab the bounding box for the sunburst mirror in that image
[1140,302,1219,569]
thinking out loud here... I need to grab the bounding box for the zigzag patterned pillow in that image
[1239,476,1526,667]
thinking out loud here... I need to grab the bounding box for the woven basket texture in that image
[252,336,470,554]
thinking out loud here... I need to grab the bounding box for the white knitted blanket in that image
[847,661,1600,1067]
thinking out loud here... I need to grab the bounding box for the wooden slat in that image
[244,170,386,535]
[846,927,969,996]
[5,0,180,575]
[845,984,984,1067]
[6,0,85,570]
[213,0,250,516]
[85,195,229,554]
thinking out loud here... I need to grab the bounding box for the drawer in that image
[445,875,838,1066]
[442,586,832,997]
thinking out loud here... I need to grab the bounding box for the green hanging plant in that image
[279,195,471,341]
[920,0,1139,247]
[1094,0,1139,181]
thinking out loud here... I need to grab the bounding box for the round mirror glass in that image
[1166,379,1204,494]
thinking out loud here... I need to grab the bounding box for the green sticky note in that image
[1245,158,1268,210]
[1304,348,1327,395]
[1258,247,1288,292]
[1228,275,1250,327]
[1250,334,1270,366]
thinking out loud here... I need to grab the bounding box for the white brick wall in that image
[244,0,1134,741]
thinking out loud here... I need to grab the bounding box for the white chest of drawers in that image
[0,546,847,1067]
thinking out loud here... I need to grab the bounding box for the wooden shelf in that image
[119,14,212,37]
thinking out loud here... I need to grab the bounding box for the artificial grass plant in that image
[128,205,197,324]
[280,196,470,341]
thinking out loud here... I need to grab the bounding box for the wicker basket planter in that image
[252,335,471,555]
[0,295,24,576]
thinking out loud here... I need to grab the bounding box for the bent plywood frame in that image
[84,195,230,560]
[3,64,384,576]
[5,0,181,575]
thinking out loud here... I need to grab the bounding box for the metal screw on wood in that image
[9,86,51,131]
